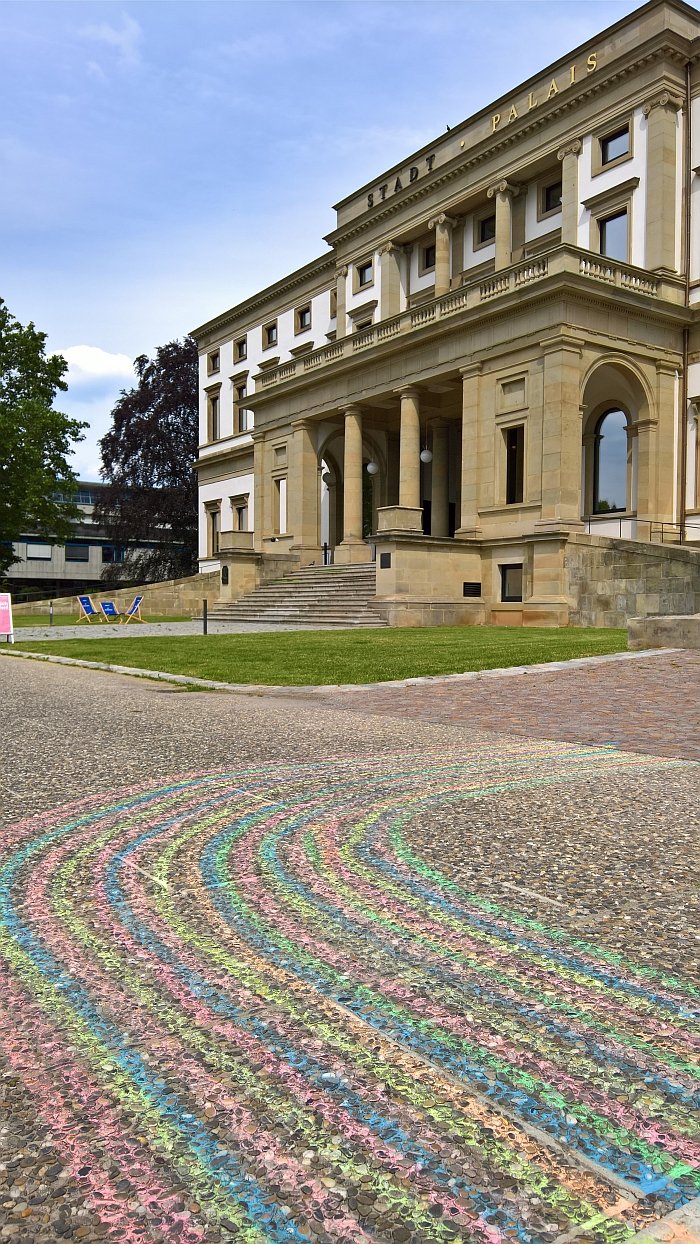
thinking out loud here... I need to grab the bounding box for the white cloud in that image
[79,12,142,68]
[59,344,134,385]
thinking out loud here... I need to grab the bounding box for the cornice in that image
[191,253,335,343]
[326,37,691,251]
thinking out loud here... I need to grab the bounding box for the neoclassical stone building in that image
[193,0,700,626]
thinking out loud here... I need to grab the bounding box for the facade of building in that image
[193,0,700,626]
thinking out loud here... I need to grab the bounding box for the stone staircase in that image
[207,563,387,628]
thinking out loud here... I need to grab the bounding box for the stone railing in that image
[256,246,684,390]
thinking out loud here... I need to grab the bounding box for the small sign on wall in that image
[0,593,14,644]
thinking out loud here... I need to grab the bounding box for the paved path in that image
[0,658,698,1244]
[320,650,700,762]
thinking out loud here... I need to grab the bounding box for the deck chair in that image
[99,601,120,622]
[77,595,99,622]
[120,594,145,624]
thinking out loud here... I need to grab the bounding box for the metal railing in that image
[585,516,700,544]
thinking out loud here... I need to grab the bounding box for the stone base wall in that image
[12,571,221,617]
[566,535,700,628]
[372,599,486,627]
[628,613,700,650]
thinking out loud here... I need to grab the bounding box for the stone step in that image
[209,562,386,627]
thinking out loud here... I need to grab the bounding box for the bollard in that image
[203,599,208,636]
[49,600,53,627]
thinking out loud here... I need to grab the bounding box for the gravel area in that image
[0,658,697,1244]
[9,621,337,642]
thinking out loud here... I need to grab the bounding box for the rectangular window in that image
[601,126,630,167]
[599,209,628,261]
[542,180,562,215]
[500,564,523,603]
[476,213,496,247]
[235,337,247,361]
[26,541,53,560]
[102,545,125,564]
[235,384,252,434]
[357,260,373,288]
[207,349,220,375]
[65,543,90,562]
[275,478,287,535]
[208,509,220,556]
[505,425,525,504]
[233,500,249,532]
[295,304,311,333]
[208,393,220,441]
[355,318,373,332]
[263,321,278,348]
[421,243,436,272]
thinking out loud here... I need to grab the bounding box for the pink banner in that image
[0,593,14,638]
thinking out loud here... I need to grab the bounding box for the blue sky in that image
[1,0,641,477]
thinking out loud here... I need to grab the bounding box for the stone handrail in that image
[255,246,683,389]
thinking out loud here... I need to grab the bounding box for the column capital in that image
[428,212,457,231]
[378,241,403,256]
[487,179,519,200]
[655,358,679,376]
[557,138,582,162]
[336,265,348,280]
[341,403,362,418]
[394,385,420,401]
[540,331,584,357]
[643,91,684,117]
[459,362,483,379]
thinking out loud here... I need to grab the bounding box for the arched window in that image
[593,408,628,513]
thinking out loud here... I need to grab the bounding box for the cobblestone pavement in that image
[0,658,698,1244]
[320,651,700,762]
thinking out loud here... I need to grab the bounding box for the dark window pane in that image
[544,181,562,213]
[500,564,523,602]
[479,214,496,243]
[601,127,629,165]
[505,425,524,504]
[594,408,628,513]
[600,210,627,261]
[65,543,90,562]
[423,244,436,269]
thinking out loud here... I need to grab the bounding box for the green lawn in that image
[11,626,627,685]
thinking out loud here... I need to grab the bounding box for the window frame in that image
[473,209,497,252]
[418,242,436,275]
[25,541,53,560]
[234,337,247,362]
[354,258,374,292]
[500,563,523,603]
[262,320,278,350]
[504,424,525,505]
[295,304,312,334]
[598,208,629,262]
[64,542,91,563]
[205,384,222,442]
[207,348,220,376]
[537,176,563,222]
[592,117,633,177]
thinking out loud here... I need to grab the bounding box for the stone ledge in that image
[628,614,700,650]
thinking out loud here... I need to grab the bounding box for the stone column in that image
[643,93,683,272]
[336,406,367,561]
[252,431,266,553]
[335,265,348,339]
[456,364,482,538]
[430,419,450,537]
[487,180,519,271]
[557,139,582,246]
[655,360,678,521]
[537,334,584,526]
[289,418,320,561]
[398,387,421,509]
[379,243,402,320]
[428,214,455,297]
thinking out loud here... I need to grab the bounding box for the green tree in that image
[0,298,86,580]
[94,337,199,583]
